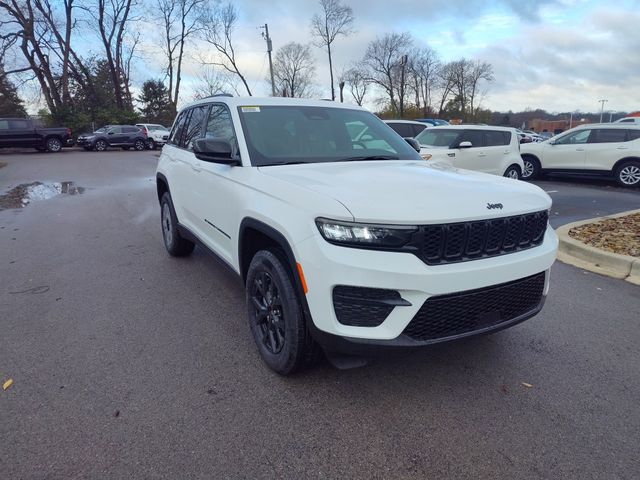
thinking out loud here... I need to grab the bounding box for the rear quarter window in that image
[485,130,510,146]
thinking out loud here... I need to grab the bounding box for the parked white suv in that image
[156,97,558,374]
[136,123,170,150]
[520,124,640,187]
[415,125,524,178]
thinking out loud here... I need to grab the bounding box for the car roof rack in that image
[205,93,233,98]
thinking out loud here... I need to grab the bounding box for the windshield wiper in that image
[333,155,400,162]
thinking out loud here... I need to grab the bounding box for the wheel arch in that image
[156,173,170,205]
[612,156,640,173]
[238,218,298,284]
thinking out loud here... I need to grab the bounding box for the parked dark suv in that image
[0,118,74,152]
[77,125,148,151]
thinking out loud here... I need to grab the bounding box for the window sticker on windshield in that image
[241,106,261,113]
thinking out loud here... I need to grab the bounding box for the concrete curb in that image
[556,209,640,285]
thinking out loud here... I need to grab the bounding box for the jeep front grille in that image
[414,210,548,265]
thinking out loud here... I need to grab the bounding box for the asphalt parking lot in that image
[1,150,639,479]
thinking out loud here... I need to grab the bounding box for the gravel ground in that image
[569,212,640,257]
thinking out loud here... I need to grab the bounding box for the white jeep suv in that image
[520,124,640,187]
[415,125,524,179]
[156,97,558,374]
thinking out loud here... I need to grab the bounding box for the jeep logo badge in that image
[486,203,503,210]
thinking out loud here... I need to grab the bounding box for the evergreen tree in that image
[0,74,27,117]
[137,79,173,125]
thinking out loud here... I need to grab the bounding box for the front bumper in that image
[294,226,558,346]
[76,137,92,146]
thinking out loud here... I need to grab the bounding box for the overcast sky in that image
[136,0,639,113]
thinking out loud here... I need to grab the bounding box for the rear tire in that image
[134,139,145,151]
[160,192,195,257]
[148,138,156,150]
[503,164,521,180]
[521,155,541,180]
[46,137,63,152]
[614,160,640,187]
[246,250,319,375]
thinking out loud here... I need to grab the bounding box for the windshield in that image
[94,127,107,133]
[415,128,462,148]
[237,105,421,166]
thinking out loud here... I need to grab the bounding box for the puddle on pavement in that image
[0,181,85,210]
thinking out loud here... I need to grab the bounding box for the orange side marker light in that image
[296,262,308,294]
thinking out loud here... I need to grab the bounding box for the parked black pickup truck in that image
[0,118,74,152]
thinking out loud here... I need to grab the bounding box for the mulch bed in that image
[569,213,640,257]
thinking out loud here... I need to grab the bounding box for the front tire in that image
[94,139,108,152]
[134,139,145,151]
[521,155,541,180]
[46,137,63,152]
[246,250,318,375]
[614,160,640,187]
[160,192,195,256]
[503,164,521,180]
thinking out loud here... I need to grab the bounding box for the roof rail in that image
[206,93,233,98]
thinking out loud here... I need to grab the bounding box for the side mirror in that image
[458,141,473,149]
[193,138,241,165]
[360,134,374,141]
[107,131,114,135]
[404,137,420,152]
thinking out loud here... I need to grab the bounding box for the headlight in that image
[315,218,417,249]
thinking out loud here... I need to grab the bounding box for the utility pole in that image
[339,81,345,103]
[598,99,608,123]
[261,24,276,96]
[399,55,408,118]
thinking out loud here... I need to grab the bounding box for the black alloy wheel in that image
[246,250,320,375]
[250,271,286,354]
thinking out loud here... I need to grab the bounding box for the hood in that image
[258,160,551,224]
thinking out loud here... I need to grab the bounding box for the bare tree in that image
[409,46,440,116]
[343,64,368,106]
[361,32,412,116]
[466,59,494,118]
[436,61,456,117]
[90,0,138,108]
[271,42,316,98]
[156,0,203,112]
[310,0,354,101]
[0,0,91,112]
[198,2,252,96]
[193,66,240,99]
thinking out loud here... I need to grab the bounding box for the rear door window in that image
[386,123,414,137]
[590,129,628,143]
[411,124,427,137]
[9,119,30,129]
[627,130,640,141]
[459,130,484,148]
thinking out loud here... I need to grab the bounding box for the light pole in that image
[569,109,580,129]
[598,99,608,123]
